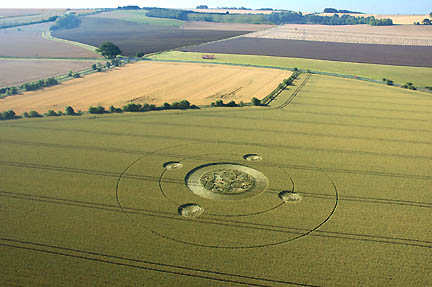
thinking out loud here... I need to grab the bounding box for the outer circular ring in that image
[185,163,269,201]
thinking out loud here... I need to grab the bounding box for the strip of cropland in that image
[1,72,431,286]
[180,37,432,67]
[150,51,432,88]
[0,61,292,114]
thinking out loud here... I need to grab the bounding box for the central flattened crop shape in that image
[185,163,269,201]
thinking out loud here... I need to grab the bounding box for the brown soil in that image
[181,37,432,67]
[0,23,100,58]
[182,21,274,31]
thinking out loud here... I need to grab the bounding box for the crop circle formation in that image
[185,163,269,201]
[116,143,338,249]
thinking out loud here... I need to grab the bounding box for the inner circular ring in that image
[185,163,269,201]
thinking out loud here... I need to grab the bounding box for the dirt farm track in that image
[181,37,432,67]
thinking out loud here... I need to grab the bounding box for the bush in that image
[136,51,145,58]
[171,100,191,110]
[45,77,58,86]
[123,103,143,112]
[88,106,106,114]
[65,106,76,115]
[251,97,262,106]
[210,100,239,107]
[92,64,97,70]
[24,110,43,118]
[109,105,123,113]
[21,82,41,91]
[73,73,81,78]
[0,110,18,120]
[386,79,394,86]
[45,110,59,117]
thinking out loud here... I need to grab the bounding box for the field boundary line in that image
[275,74,311,109]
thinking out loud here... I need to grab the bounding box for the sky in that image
[1,0,431,14]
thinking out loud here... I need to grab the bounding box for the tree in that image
[91,64,97,70]
[65,106,76,115]
[136,51,144,58]
[96,42,122,59]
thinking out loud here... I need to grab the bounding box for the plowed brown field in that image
[0,61,291,113]
[0,23,100,58]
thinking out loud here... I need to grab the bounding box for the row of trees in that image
[20,77,59,92]
[144,7,393,26]
[87,100,199,114]
[0,106,81,121]
[267,12,393,25]
[323,8,363,14]
[210,100,242,107]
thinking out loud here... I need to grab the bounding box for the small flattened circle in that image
[279,191,302,203]
[185,163,269,201]
[178,204,204,218]
[163,161,184,170]
[243,154,263,161]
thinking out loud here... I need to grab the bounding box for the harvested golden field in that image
[0,61,292,113]
[182,21,274,31]
[247,23,432,46]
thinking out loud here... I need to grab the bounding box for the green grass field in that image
[96,10,185,26]
[1,72,431,286]
[150,51,432,88]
